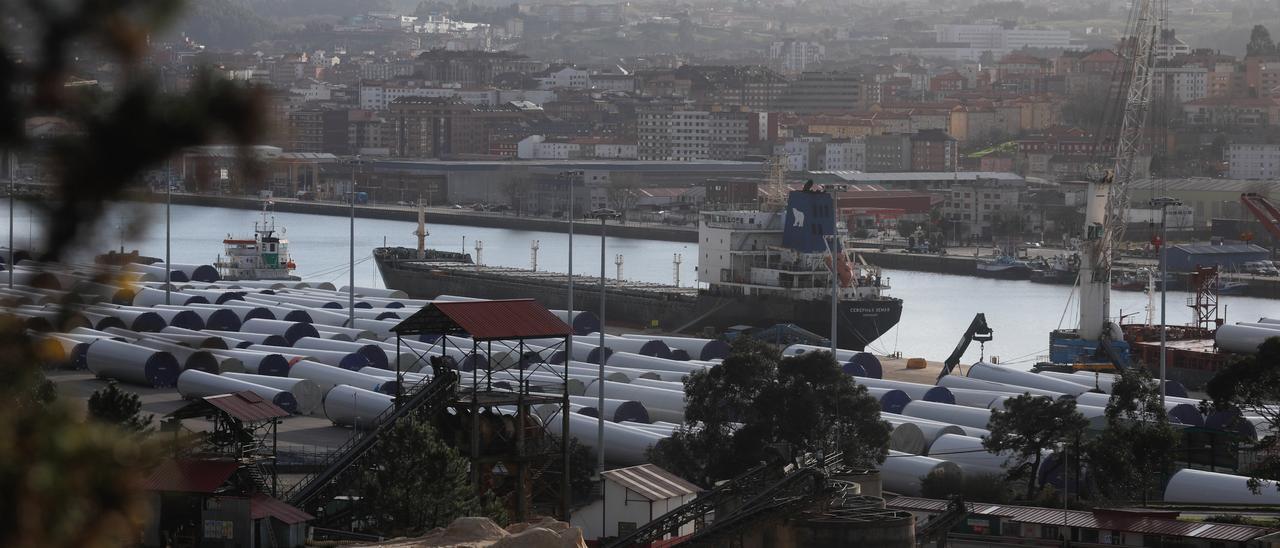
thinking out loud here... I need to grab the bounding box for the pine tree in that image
[984,395,1087,499]
[87,382,153,433]
[359,417,506,536]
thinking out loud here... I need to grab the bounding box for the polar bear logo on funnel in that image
[791,207,805,227]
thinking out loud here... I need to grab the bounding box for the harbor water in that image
[7,199,1276,365]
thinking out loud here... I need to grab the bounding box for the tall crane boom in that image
[1078,0,1161,341]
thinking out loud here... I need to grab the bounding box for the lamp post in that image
[7,150,13,289]
[1150,196,1182,408]
[165,160,172,305]
[565,172,576,519]
[349,156,361,328]
[590,207,620,539]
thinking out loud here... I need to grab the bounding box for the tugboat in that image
[214,203,298,281]
[975,252,1034,280]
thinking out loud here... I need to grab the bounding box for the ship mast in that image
[1078,0,1161,341]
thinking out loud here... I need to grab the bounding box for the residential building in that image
[679,65,789,111]
[1244,56,1280,98]
[385,96,526,158]
[936,24,1078,52]
[516,135,638,159]
[287,107,349,154]
[930,72,968,94]
[1156,29,1192,61]
[865,134,912,172]
[637,106,755,161]
[942,180,1023,238]
[1154,64,1209,103]
[776,71,866,113]
[360,81,498,110]
[770,39,825,74]
[1227,143,1280,180]
[536,66,591,89]
[1183,97,1280,128]
[910,130,958,172]
[825,139,866,171]
[414,50,548,87]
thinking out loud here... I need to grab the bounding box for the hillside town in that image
[10,1,1280,548]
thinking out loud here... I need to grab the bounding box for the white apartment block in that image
[824,139,866,171]
[770,40,825,73]
[774,137,865,172]
[638,110,750,161]
[1227,143,1280,180]
[1153,65,1208,103]
[360,84,496,110]
[517,136,637,160]
[929,24,1080,56]
[943,183,1022,237]
[538,67,591,89]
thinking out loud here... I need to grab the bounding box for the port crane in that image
[1240,192,1280,241]
[938,313,993,380]
[1057,0,1162,366]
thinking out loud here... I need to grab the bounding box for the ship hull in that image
[375,252,901,351]
[975,264,1033,280]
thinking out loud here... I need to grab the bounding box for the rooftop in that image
[602,464,702,501]
[889,496,1277,542]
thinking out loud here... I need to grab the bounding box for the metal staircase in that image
[607,452,843,548]
[285,371,458,512]
[678,452,844,546]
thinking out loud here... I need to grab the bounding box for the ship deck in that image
[389,260,702,299]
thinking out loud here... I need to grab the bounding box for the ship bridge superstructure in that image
[698,209,889,302]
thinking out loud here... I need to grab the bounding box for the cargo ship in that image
[374,190,903,350]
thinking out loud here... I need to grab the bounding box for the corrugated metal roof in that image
[250,494,314,524]
[1171,243,1269,255]
[143,459,239,493]
[887,496,1277,542]
[393,299,571,341]
[813,171,1025,183]
[603,464,702,501]
[204,391,290,422]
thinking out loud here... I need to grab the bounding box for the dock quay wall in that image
[859,251,977,276]
[860,249,1280,299]
[134,193,699,243]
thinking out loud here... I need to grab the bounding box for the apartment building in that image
[776,71,866,113]
[636,105,756,161]
[1226,143,1280,179]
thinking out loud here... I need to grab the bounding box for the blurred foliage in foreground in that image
[0,0,263,545]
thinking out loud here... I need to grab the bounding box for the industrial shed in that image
[1166,243,1270,272]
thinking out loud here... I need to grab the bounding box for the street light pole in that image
[563,175,574,522]
[1150,196,1181,409]
[7,150,13,289]
[165,160,172,305]
[828,234,838,355]
[349,157,359,327]
[589,207,620,541]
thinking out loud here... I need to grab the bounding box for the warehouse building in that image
[1167,242,1271,272]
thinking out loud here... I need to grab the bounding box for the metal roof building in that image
[1167,242,1270,272]
[889,496,1279,546]
[571,464,703,542]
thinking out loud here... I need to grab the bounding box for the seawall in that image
[139,193,699,243]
